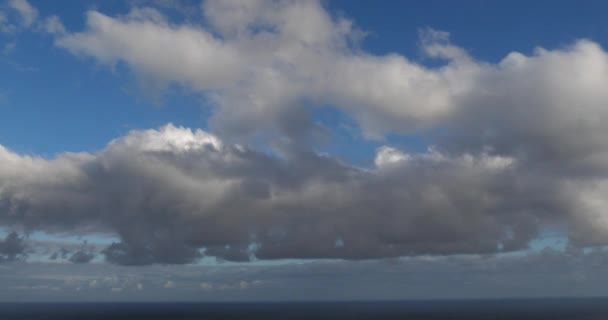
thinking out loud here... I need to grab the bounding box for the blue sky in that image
[3,0,608,300]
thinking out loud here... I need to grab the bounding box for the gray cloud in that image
[68,251,95,264]
[0,231,26,262]
[3,249,608,301]
[68,246,96,264]
[0,124,576,264]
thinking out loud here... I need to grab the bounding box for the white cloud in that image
[57,10,244,89]
[374,146,411,168]
[8,0,38,27]
[108,123,222,153]
[55,1,476,139]
[54,0,608,162]
[42,15,65,35]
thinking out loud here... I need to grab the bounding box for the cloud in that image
[8,0,37,27]
[0,231,27,262]
[4,251,608,301]
[41,15,65,35]
[68,249,96,264]
[102,240,199,266]
[3,0,608,266]
[49,247,69,261]
[55,1,471,140]
[0,123,583,264]
[0,0,65,36]
[53,1,608,165]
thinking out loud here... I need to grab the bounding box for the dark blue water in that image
[1,299,608,319]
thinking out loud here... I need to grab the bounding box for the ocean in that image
[1,299,607,319]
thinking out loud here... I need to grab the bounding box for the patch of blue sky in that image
[331,0,608,62]
[0,45,207,158]
[27,230,117,245]
[312,106,429,167]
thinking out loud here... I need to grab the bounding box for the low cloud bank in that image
[0,124,602,264]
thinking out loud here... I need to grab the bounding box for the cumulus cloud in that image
[55,0,474,140]
[2,0,608,265]
[53,0,608,164]
[0,123,582,264]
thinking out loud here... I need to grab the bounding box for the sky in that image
[2,0,608,301]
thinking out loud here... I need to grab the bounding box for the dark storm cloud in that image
[0,231,26,262]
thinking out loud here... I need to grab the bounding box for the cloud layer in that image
[3,248,608,301]
[0,123,599,264]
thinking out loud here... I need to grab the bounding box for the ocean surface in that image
[1,299,608,319]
